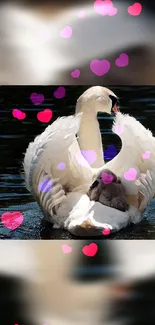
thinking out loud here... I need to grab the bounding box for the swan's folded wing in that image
[23,113,83,192]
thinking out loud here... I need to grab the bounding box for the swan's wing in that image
[23,112,98,225]
[23,113,83,192]
[110,112,155,173]
[104,112,155,196]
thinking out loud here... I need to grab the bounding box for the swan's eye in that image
[109,95,120,115]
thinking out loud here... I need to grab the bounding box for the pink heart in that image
[81,150,97,165]
[37,109,53,123]
[30,93,44,105]
[94,0,117,16]
[71,69,80,78]
[128,2,142,16]
[101,172,114,184]
[90,59,110,76]
[124,168,137,181]
[62,244,72,254]
[54,86,66,99]
[142,151,150,160]
[102,228,111,235]
[60,26,72,38]
[77,10,85,18]
[114,125,123,135]
[94,0,112,15]
[12,109,26,120]
[115,53,129,67]
[108,6,118,16]
[82,243,98,257]
[1,211,24,230]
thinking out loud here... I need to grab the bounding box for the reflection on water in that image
[1,86,155,239]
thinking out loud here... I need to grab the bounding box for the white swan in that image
[23,86,155,236]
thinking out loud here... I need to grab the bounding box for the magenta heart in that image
[102,228,111,235]
[90,59,110,76]
[115,53,129,67]
[71,69,80,78]
[60,26,72,38]
[12,109,26,120]
[82,243,98,257]
[53,86,66,99]
[1,211,24,230]
[101,172,114,184]
[37,109,53,123]
[128,2,142,16]
[30,93,44,105]
[81,150,97,165]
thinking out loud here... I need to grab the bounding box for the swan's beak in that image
[111,103,120,115]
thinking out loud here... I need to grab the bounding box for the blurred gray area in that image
[1,241,155,325]
[0,0,155,85]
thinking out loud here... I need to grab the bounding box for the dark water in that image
[1,86,155,239]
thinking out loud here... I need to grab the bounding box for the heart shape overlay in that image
[124,168,137,181]
[101,172,114,184]
[82,243,98,256]
[30,93,44,105]
[128,2,142,16]
[90,59,110,76]
[12,109,26,120]
[102,228,111,235]
[62,244,72,254]
[94,0,118,16]
[1,211,24,230]
[37,109,53,123]
[115,53,129,67]
[60,26,72,38]
[81,150,97,165]
[142,151,150,160]
[53,86,66,99]
[38,178,53,193]
[104,145,117,160]
[71,69,80,78]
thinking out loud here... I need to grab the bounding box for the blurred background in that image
[1,0,155,84]
[1,240,155,325]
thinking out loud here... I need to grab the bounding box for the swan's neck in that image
[76,103,105,168]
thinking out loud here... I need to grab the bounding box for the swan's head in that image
[76,86,120,116]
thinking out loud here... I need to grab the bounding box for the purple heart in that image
[30,93,44,105]
[81,150,97,165]
[104,145,117,160]
[115,53,129,67]
[57,162,66,170]
[53,86,66,99]
[38,178,53,193]
[71,69,80,78]
[90,59,110,76]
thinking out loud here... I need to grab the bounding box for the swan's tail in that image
[112,113,155,173]
[23,113,83,193]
